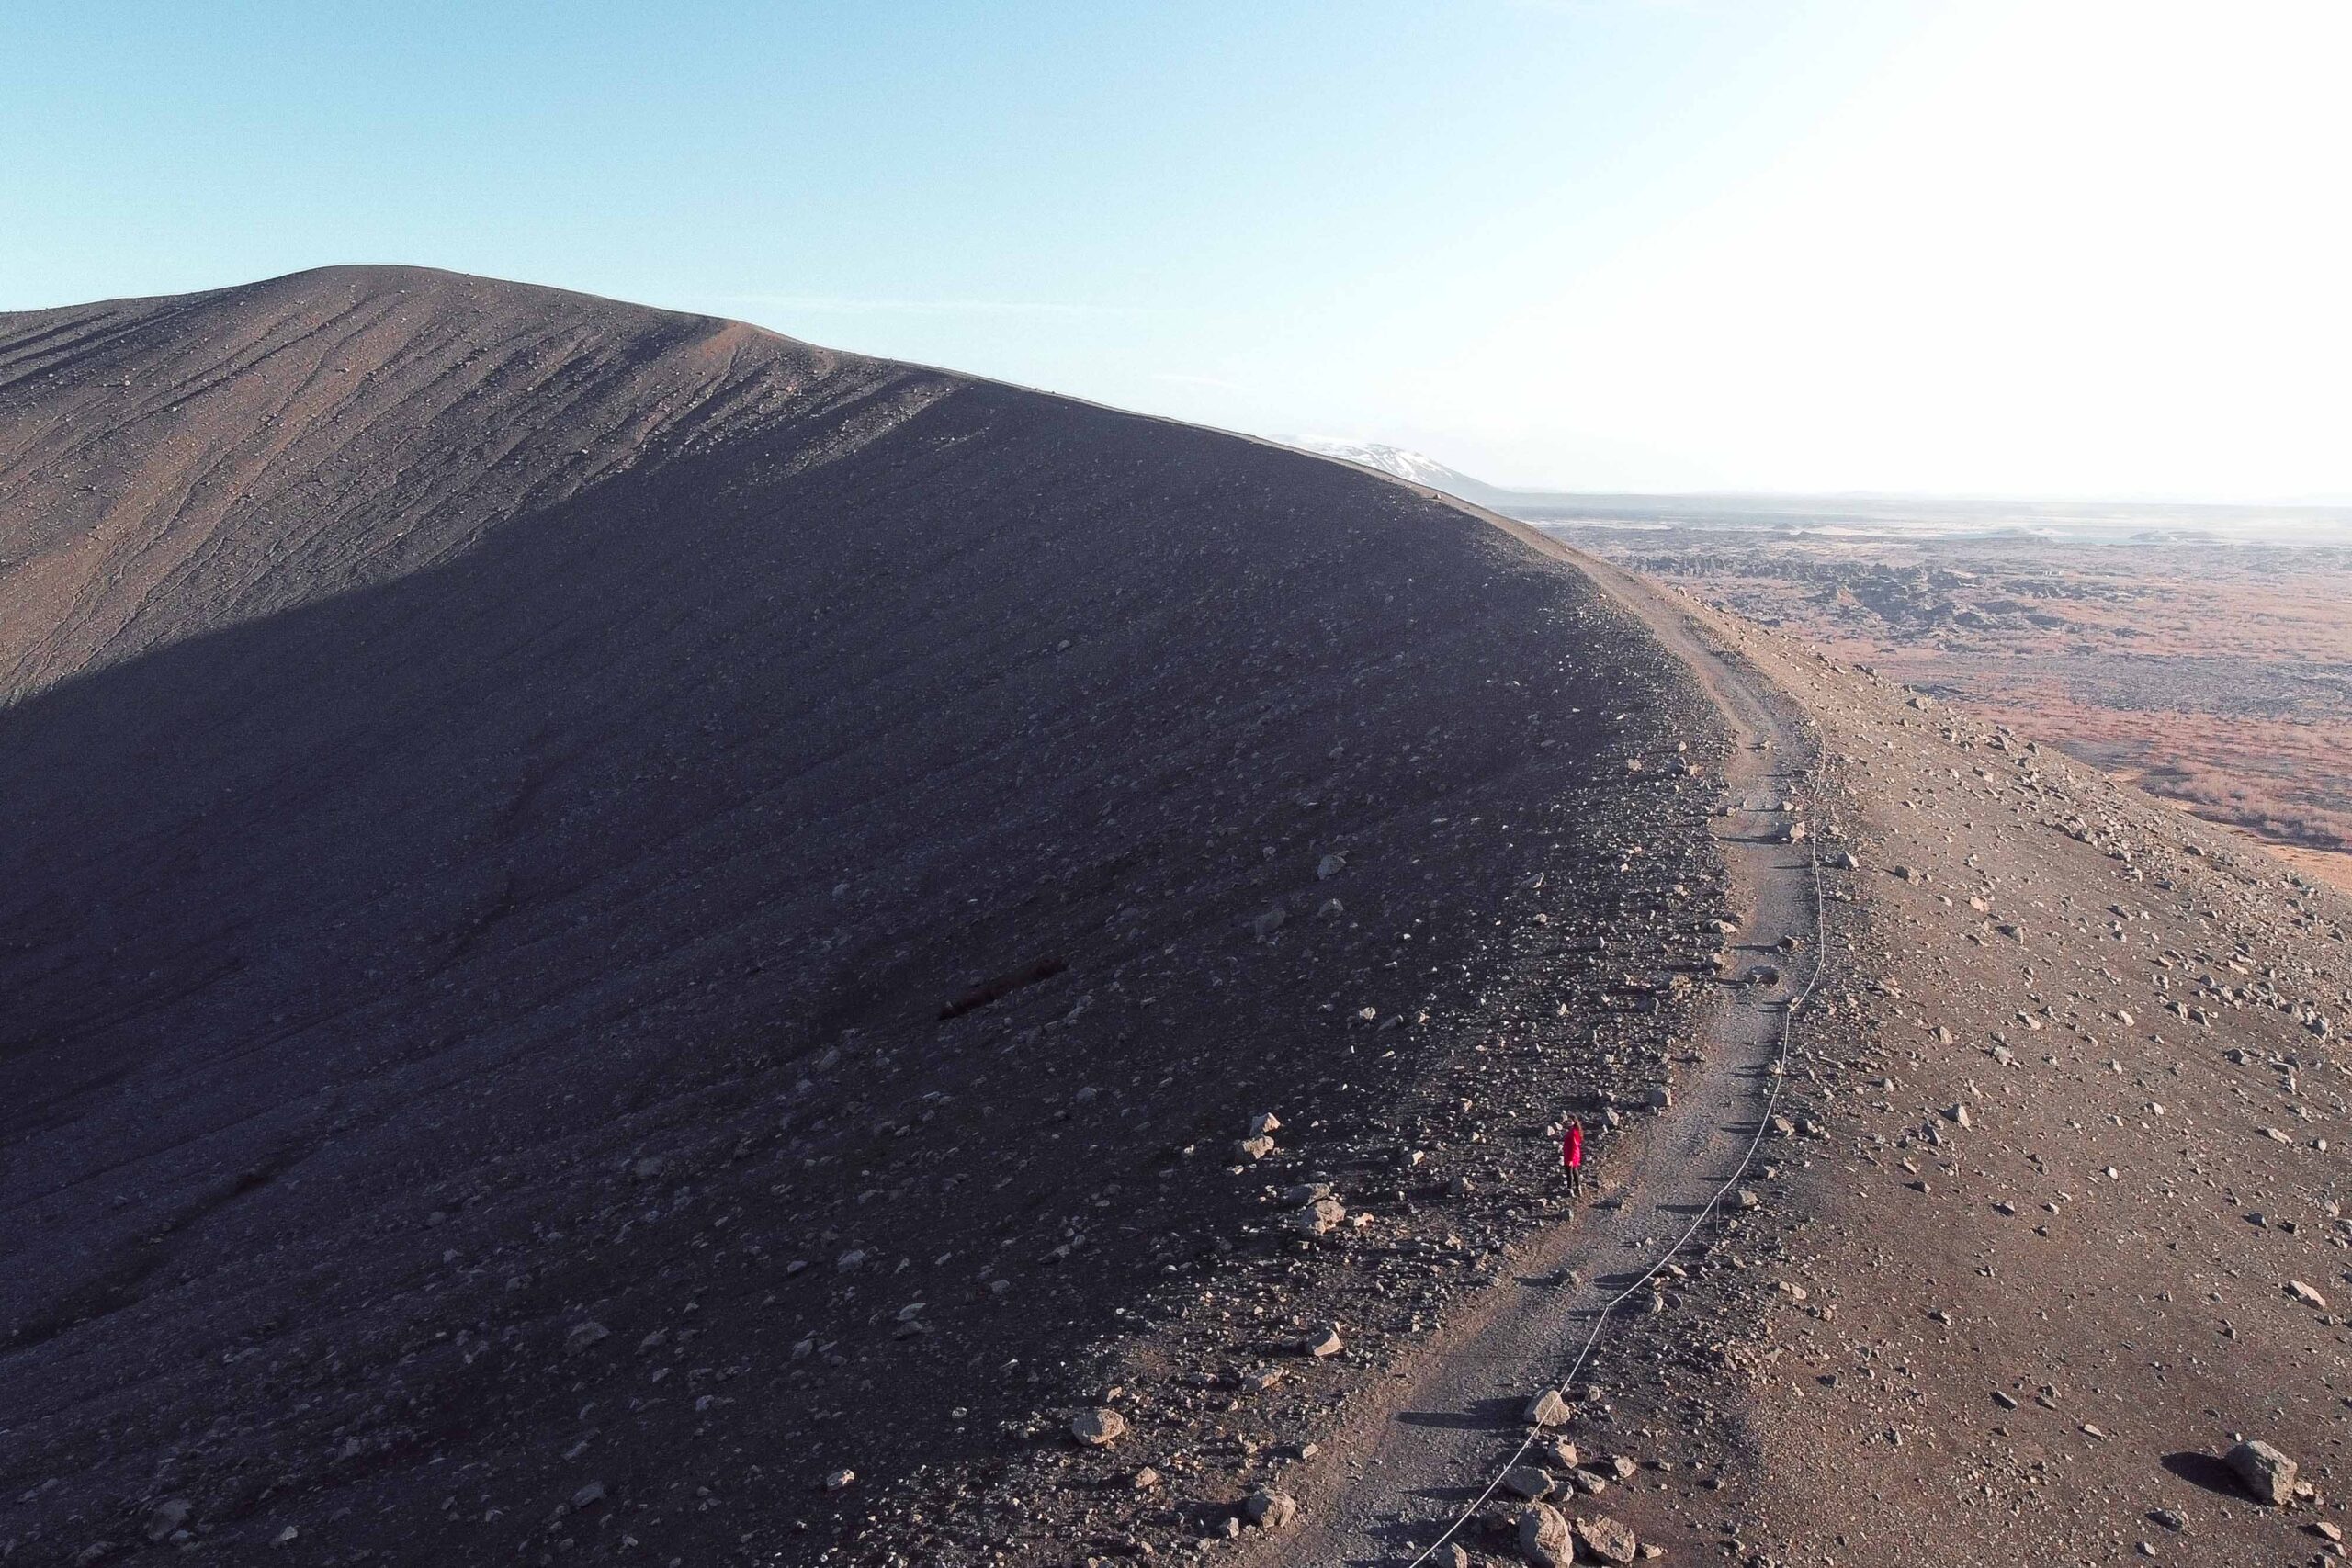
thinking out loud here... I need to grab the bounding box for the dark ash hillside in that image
[0,269,1723,1564]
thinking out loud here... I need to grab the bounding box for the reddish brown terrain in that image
[1539,525,2352,891]
[4,270,2346,1568]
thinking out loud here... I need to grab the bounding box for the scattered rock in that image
[1288,1203,1345,1241]
[564,1320,610,1355]
[143,1500,192,1542]
[823,1468,855,1492]
[2225,1438,2297,1505]
[1573,1513,1640,1565]
[1241,1488,1298,1530]
[1502,1464,1554,1500]
[1524,1389,1573,1427]
[1289,1197,1346,1235]
[1300,1324,1343,1358]
[1238,1135,1276,1161]
[2287,1280,2329,1310]
[1072,1407,1127,1448]
[1517,1501,1572,1567]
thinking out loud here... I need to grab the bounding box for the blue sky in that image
[6,2,2347,500]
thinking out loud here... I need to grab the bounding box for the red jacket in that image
[1563,1123,1584,1169]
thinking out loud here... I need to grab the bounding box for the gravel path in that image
[1255,549,1822,1567]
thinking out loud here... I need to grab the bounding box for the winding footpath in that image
[1251,536,1824,1567]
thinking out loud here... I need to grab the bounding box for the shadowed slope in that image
[0,268,1720,1564]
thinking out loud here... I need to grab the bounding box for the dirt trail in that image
[1254,547,1822,1567]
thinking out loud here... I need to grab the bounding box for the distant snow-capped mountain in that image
[1278,436,1501,502]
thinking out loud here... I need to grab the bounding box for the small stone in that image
[1524,1389,1573,1427]
[1248,1111,1281,1136]
[1240,1488,1298,1530]
[1501,1465,1554,1500]
[1238,1135,1276,1161]
[2288,1280,2330,1310]
[564,1320,610,1355]
[571,1481,606,1509]
[2224,1438,2297,1505]
[1517,1501,1572,1567]
[1573,1513,1640,1565]
[1289,1197,1346,1235]
[1300,1324,1343,1358]
[824,1468,855,1492]
[1072,1406,1127,1447]
[1132,1467,1160,1491]
[144,1500,192,1541]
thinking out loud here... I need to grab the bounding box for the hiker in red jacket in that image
[1562,1120,1585,1197]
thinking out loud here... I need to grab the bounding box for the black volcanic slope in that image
[0,267,1719,1563]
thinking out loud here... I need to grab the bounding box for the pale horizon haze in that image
[5,1,2347,502]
